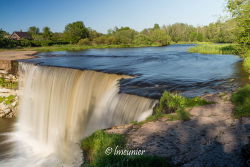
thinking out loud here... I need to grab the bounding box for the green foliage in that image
[243,51,250,72]
[0,95,16,105]
[0,29,8,39]
[232,85,250,118]
[78,38,92,45]
[0,78,18,89]
[28,26,40,36]
[42,27,52,40]
[82,130,126,164]
[64,21,89,44]
[227,0,250,46]
[188,44,240,55]
[81,130,170,167]
[155,91,209,115]
[133,91,210,125]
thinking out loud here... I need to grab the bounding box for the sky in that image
[0,0,228,34]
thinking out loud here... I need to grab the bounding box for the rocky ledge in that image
[106,93,250,167]
[0,71,18,118]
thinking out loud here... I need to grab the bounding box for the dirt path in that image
[106,93,250,167]
[0,51,37,60]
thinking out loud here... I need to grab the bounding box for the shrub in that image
[155,91,209,115]
[78,38,92,45]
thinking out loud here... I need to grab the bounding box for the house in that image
[9,32,32,40]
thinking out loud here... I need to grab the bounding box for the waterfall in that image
[0,62,156,167]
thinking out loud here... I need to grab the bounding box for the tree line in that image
[0,0,249,49]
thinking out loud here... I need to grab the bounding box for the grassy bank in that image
[188,44,240,55]
[1,43,164,52]
[81,130,170,167]
[188,44,250,73]
[173,41,213,45]
[81,92,210,166]
[133,91,210,125]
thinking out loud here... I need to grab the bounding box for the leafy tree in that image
[28,26,40,35]
[153,23,160,29]
[64,21,89,44]
[42,27,52,40]
[0,29,8,39]
[227,0,250,45]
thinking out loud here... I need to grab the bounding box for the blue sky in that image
[0,0,227,33]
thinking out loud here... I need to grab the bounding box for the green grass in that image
[1,43,164,52]
[173,41,213,45]
[188,44,240,55]
[155,91,209,114]
[0,78,18,89]
[231,85,250,118]
[132,91,210,125]
[81,130,170,167]
[243,51,250,73]
[0,95,16,105]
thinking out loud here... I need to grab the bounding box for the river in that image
[0,44,245,167]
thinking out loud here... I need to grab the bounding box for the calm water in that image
[23,44,243,98]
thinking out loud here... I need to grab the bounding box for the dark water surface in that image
[23,44,243,98]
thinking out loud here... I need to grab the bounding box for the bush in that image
[232,85,250,118]
[141,91,211,122]
[155,91,209,115]
[78,38,92,45]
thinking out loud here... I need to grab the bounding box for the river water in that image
[23,44,242,98]
[0,44,246,167]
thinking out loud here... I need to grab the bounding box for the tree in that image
[42,27,52,40]
[0,29,8,39]
[28,26,40,35]
[227,0,250,45]
[64,21,89,44]
[153,23,160,29]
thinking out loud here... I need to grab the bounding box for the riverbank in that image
[0,51,36,118]
[0,50,37,73]
[188,43,240,55]
[0,42,212,52]
[0,44,165,52]
[83,92,250,166]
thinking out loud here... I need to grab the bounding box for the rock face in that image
[0,51,36,73]
[106,93,250,167]
[0,72,18,118]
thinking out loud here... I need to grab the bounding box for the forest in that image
[0,0,249,51]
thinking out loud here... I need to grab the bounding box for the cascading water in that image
[0,62,156,167]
